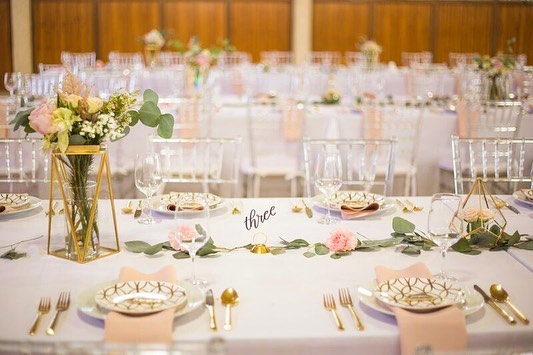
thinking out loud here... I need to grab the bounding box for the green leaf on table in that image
[514,240,533,250]
[144,242,166,255]
[303,251,316,258]
[138,101,161,127]
[197,244,218,257]
[314,243,329,255]
[124,240,152,253]
[195,224,207,238]
[143,89,159,105]
[173,251,190,259]
[286,239,309,249]
[330,251,351,259]
[271,247,286,255]
[452,238,473,253]
[392,217,416,234]
[471,232,497,248]
[1,249,27,260]
[401,245,421,255]
[507,231,521,246]
[157,113,174,138]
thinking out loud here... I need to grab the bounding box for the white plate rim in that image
[312,191,394,213]
[0,196,41,217]
[77,279,204,321]
[151,193,224,216]
[358,283,484,317]
[512,191,533,207]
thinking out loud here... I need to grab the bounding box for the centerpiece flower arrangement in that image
[142,29,167,66]
[183,36,217,93]
[10,72,174,261]
[359,39,382,68]
[461,207,496,234]
[473,53,515,101]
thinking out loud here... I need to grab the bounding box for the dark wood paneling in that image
[98,0,160,60]
[374,2,431,64]
[435,2,493,63]
[497,3,533,63]
[163,0,226,48]
[230,0,291,62]
[0,0,12,75]
[32,0,95,68]
[313,1,370,56]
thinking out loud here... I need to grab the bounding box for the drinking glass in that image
[134,153,162,224]
[314,150,343,224]
[172,195,210,285]
[3,72,17,97]
[427,193,464,281]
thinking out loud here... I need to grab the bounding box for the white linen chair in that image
[151,136,242,197]
[0,138,50,197]
[451,136,533,194]
[60,51,96,72]
[360,104,423,195]
[108,51,144,70]
[303,137,397,197]
[241,100,306,197]
[260,51,293,66]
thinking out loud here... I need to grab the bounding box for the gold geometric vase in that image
[47,144,120,263]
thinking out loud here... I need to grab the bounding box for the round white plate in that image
[358,284,483,317]
[151,193,224,216]
[513,190,533,208]
[78,280,204,320]
[94,281,188,315]
[313,191,394,213]
[0,196,41,217]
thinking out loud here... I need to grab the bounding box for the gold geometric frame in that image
[460,177,507,243]
[47,144,120,263]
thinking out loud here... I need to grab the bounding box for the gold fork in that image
[29,297,51,335]
[406,199,424,212]
[323,294,344,330]
[339,288,364,331]
[46,292,70,335]
[396,199,412,213]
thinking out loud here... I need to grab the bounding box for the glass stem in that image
[326,196,331,221]
[440,248,447,278]
[190,251,197,281]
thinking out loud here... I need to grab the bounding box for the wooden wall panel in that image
[435,2,492,63]
[230,0,291,62]
[32,0,94,68]
[98,0,160,61]
[163,0,226,48]
[0,0,12,75]
[497,3,533,64]
[312,1,370,55]
[374,2,431,64]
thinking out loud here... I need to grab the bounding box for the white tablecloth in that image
[0,196,532,354]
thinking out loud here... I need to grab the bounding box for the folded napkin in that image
[374,263,467,355]
[340,202,380,219]
[166,203,205,212]
[521,189,533,201]
[104,265,177,344]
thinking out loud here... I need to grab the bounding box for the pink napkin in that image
[104,265,177,344]
[340,202,380,219]
[282,107,303,141]
[374,263,467,355]
[362,106,382,140]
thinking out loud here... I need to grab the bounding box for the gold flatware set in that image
[205,288,239,331]
[323,289,364,331]
[29,292,70,335]
[474,284,529,325]
[396,199,423,213]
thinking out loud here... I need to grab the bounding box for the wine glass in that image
[427,193,464,281]
[134,153,162,224]
[4,72,17,98]
[314,150,343,224]
[171,194,210,285]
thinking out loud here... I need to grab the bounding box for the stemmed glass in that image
[314,150,343,224]
[171,195,210,285]
[3,73,17,98]
[427,193,464,281]
[134,153,162,224]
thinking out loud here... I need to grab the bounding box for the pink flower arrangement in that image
[168,225,199,251]
[28,101,58,135]
[326,228,358,252]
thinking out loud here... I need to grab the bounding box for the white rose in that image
[462,207,480,223]
[66,94,81,109]
[87,97,103,114]
[479,208,495,221]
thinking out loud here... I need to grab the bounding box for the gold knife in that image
[474,284,516,324]
[205,289,217,331]
[133,201,143,219]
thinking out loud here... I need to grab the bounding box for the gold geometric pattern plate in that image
[94,281,188,315]
[0,195,41,217]
[313,191,394,212]
[152,192,224,215]
[375,278,463,311]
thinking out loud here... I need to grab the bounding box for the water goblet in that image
[170,194,210,285]
[4,72,17,98]
[427,193,464,281]
[134,153,162,224]
[315,150,343,224]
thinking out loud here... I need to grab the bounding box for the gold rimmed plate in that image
[312,191,394,213]
[0,195,41,217]
[152,192,224,216]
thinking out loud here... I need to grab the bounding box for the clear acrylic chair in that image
[217,52,252,67]
[307,51,342,67]
[401,51,433,67]
[38,63,65,74]
[345,51,365,67]
[160,51,186,67]
[0,138,50,197]
[169,97,214,138]
[108,51,144,70]
[241,100,306,197]
[303,137,397,197]
[260,51,293,66]
[60,51,96,72]
[451,135,533,194]
[360,104,423,195]
[449,53,478,68]
[151,136,242,197]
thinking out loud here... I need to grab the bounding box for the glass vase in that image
[144,45,161,68]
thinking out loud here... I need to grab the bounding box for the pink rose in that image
[326,228,358,252]
[196,51,211,67]
[28,103,57,135]
[168,225,199,251]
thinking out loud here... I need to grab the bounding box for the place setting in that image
[0,193,42,219]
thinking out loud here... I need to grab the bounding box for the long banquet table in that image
[1,195,532,354]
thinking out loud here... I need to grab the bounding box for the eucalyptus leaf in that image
[124,240,152,253]
[303,251,316,258]
[330,253,342,259]
[143,89,159,104]
[10,108,34,132]
[195,224,207,237]
[513,240,533,250]
[451,238,472,253]
[471,232,497,248]
[138,101,161,127]
[271,247,286,255]
[507,231,521,246]
[392,217,416,234]
[173,251,190,259]
[144,243,165,255]
[157,113,174,138]
[69,134,86,145]
[401,245,421,255]
[314,243,329,255]
[129,110,140,126]
[0,250,27,260]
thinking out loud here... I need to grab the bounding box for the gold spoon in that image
[396,199,412,213]
[406,199,424,212]
[490,284,529,325]
[221,288,239,331]
[121,201,133,214]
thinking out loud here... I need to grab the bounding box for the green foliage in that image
[0,250,27,260]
